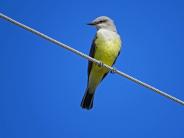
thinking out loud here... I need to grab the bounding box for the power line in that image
[0,12,184,106]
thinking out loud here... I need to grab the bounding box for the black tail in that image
[80,88,95,110]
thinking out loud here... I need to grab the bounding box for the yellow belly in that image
[88,29,121,91]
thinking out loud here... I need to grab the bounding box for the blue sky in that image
[0,0,184,138]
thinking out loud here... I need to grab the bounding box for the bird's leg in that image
[110,67,117,74]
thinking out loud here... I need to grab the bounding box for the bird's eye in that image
[98,20,105,24]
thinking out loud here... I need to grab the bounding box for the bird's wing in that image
[112,51,121,66]
[87,35,97,80]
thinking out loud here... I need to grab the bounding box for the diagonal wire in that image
[0,12,184,106]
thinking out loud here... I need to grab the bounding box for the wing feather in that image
[87,35,97,81]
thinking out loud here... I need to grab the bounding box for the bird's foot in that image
[97,61,104,68]
[110,67,117,74]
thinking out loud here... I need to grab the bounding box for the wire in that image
[0,12,184,106]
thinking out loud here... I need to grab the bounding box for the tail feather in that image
[81,88,94,110]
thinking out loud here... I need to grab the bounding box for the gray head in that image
[87,16,117,32]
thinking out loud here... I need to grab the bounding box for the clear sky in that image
[0,0,184,138]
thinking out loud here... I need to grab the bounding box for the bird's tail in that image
[80,88,95,110]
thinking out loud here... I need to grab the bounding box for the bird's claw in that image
[98,61,104,67]
[110,67,116,74]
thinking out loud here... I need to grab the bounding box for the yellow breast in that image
[94,29,121,67]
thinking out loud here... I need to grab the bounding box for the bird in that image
[81,16,122,110]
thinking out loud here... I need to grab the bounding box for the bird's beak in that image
[87,22,96,26]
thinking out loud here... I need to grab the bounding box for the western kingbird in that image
[81,16,122,110]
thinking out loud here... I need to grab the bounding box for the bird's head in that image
[87,16,117,32]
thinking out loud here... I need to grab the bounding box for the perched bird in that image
[81,16,122,110]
